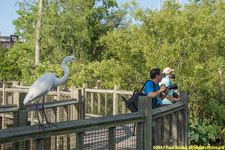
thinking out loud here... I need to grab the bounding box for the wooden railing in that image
[0,83,133,116]
[0,88,84,129]
[0,91,189,150]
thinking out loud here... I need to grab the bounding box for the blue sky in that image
[0,0,188,36]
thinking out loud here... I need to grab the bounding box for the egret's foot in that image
[46,121,57,128]
[38,123,47,131]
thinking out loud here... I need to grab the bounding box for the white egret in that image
[23,56,82,130]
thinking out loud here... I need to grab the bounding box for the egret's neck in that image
[55,59,69,87]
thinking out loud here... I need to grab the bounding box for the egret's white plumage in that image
[23,56,81,130]
[23,73,55,105]
[24,56,78,105]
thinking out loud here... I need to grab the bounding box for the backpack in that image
[122,80,158,112]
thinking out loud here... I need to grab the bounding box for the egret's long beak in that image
[75,59,84,64]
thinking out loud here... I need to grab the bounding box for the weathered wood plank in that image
[113,85,119,115]
[105,93,108,116]
[155,118,162,146]
[152,119,156,146]
[35,138,44,150]
[10,86,133,95]
[0,104,18,113]
[115,90,133,95]
[138,96,152,150]
[98,92,100,115]
[178,110,183,146]
[78,89,84,120]
[172,111,178,146]
[163,115,170,146]
[91,92,94,114]
[152,101,185,119]
[0,99,78,114]
[0,112,144,144]
[136,122,144,149]
[76,132,84,150]
[108,127,116,150]
[180,91,189,147]
[26,99,78,110]
[85,88,114,93]
[13,93,28,150]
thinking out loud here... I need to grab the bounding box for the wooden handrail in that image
[152,101,185,119]
[0,99,78,113]
[26,99,78,110]
[5,86,133,95]
[0,104,18,113]
[0,112,144,144]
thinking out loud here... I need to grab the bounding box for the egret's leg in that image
[36,101,46,130]
[42,95,57,128]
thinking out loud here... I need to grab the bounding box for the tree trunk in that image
[35,0,43,66]
[159,0,162,11]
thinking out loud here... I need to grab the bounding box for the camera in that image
[161,83,178,91]
[162,73,175,79]
[161,83,179,99]
[167,83,178,90]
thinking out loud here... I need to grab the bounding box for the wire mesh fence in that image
[0,122,145,150]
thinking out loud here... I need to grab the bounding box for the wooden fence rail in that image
[0,91,189,150]
[0,83,133,116]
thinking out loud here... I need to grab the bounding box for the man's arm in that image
[147,85,167,98]
[159,89,169,100]
[165,94,179,101]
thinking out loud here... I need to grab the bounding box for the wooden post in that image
[159,0,162,11]
[75,89,84,150]
[82,87,86,119]
[172,111,178,146]
[138,96,152,150]
[12,81,19,104]
[13,93,27,127]
[1,83,6,130]
[70,85,75,99]
[108,127,116,150]
[57,86,62,100]
[122,101,126,114]
[52,107,57,149]
[74,88,84,120]
[13,92,27,150]
[35,0,43,66]
[113,85,119,115]
[180,91,189,147]
[91,92,94,114]
[178,110,183,146]
[56,84,62,148]
[163,115,171,146]
[154,118,162,145]
[35,138,44,150]
[63,105,69,150]
[76,132,84,150]
[78,89,84,120]
[83,84,87,114]
[105,93,108,116]
[136,122,144,149]
[2,83,6,105]
[97,92,101,115]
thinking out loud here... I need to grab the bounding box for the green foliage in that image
[2,0,224,145]
[13,0,128,63]
[189,120,218,145]
[0,49,21,81]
